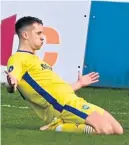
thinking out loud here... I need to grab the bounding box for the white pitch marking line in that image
[1,104,129,115]
[1,104,29,109]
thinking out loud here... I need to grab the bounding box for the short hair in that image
[15,16,43,35]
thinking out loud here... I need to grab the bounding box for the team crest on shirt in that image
[82,104,90,110]
[8,66,14,72]
[41,64,52,70]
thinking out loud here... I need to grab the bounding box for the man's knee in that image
[114,125,123,135]
[101,124,123,135]
[85,111,114,135]
[103,110,124,135]
[99,125,114,135]
[95,119,123,135]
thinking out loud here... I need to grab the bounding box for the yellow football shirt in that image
[7,50,88,123]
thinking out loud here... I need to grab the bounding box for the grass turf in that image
[1,85,129,145]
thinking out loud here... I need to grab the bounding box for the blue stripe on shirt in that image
[22,72,88,119]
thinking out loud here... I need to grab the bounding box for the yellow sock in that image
[56,123,81,133]
[55,123,95,134]
[41,117,95,134]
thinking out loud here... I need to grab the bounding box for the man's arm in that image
[71,72,99,91]
[6,83,16,93]
[5,56,24,93]
[71,81,82,91]
[5,71,18,93]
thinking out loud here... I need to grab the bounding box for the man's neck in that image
[18,43,35,54]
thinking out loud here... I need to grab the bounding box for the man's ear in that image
[21,31,29,40]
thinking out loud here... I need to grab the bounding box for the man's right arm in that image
[5,71,18,93]
[6,55,23,93]
[6,83,16,93]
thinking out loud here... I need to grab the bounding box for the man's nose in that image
[41,37,44,41]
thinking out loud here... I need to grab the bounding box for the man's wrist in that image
[76,81,82,89]
[72,81,82,91]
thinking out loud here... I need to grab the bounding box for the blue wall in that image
[83,1,129,88]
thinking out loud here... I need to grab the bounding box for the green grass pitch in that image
[1,85,129,145]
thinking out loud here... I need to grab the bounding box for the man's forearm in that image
[71,81,82,91]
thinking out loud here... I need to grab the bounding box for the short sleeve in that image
[7,55,25,82]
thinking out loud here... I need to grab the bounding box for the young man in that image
[5,16,123,134]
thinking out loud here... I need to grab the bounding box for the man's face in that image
[25,23,44,50]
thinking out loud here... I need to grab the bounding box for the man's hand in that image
[5,71,18,92]
[72,72,99,91]
[78,72,99,87]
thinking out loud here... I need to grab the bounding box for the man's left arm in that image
[71,72,99,91]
